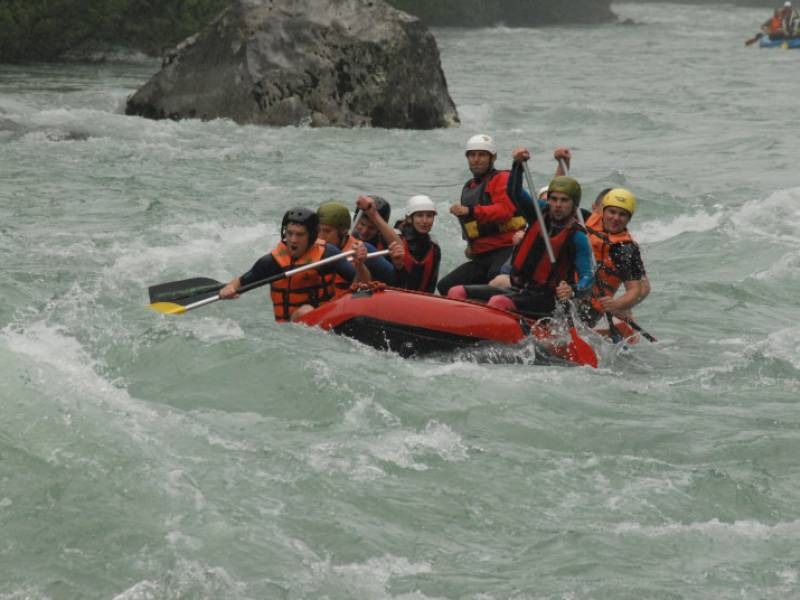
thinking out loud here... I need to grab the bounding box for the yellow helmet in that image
[601,188,637,217]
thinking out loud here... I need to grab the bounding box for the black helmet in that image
[357,195,391,223]
[281,207,319,245]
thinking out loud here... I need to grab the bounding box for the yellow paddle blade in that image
[148,302,188,315]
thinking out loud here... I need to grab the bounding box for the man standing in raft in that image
[219,207,369,321]
[447,148,593,318]
[436,134,526,295]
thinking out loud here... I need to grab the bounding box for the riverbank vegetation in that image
[0,0,227,62]
[0,0,614,63]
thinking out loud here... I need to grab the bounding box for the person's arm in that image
[361,241,398,284]
[553,147,571,176]
[598,244,649,314]
[555,231,594,301]
[572,230,594,297]
[599,279,644,314]
[472,170,517,224]
[219,254,281,299]
[356,195,401,248]
[329,242,370,284]
[507,154,539,224]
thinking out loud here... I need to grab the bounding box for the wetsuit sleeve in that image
[316,243,358,282]
[361,241,397,284]
[240,254,282,287]
[571,231,594,297]
[472,170,517,224]
[500,255,512,275]
[507,161,544,224]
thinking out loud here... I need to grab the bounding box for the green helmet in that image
[317,202,351,230]
[548,176,581,207]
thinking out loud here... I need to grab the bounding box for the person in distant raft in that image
[785,1,800,35]
[447,148,593,318]
[219,207,369,321]
[316,201,401,292]
[436,134,526,295]
[762,8,785,37]
[577,189,650,326]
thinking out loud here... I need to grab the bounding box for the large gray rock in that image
[125,0,459,129]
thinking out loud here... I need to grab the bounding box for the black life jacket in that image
[398,226,440,292]
[459,169,526,241]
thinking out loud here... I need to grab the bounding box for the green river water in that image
[1,3,799,598]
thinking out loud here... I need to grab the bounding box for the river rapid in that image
[1,3,799,599]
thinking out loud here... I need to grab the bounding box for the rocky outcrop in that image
[125,0,459,129]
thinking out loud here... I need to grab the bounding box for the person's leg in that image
[487,294,517,312]
[508,288,556,319]
[487,246,514,281]
[437,259,487,295]
[454,284,510,302]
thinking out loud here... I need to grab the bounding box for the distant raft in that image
[296,285,606,366]
[759,35,800,48]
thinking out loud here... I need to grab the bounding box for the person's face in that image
[355,218,378,242]
[602,206,631,234]
[466,150,494,178]
[284,223,311,257]
[411,211,436,235]
[547,192,575,222]
[317,223,344,247]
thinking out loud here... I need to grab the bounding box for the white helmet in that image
[538,186,549,199]
[785,1,791,6]
[405,195,437,217]
[465,134,496,156]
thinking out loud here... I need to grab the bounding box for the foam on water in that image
[4,3,800,598]
[636,209,723,244]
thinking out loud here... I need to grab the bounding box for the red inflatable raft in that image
[297,285,592,366]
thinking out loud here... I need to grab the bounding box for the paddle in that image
[522,161,598,368]
[622,318,657,343]
[350,208,363,236]
[148,249,389,315]
[557,158,624,344]
[745,33,763,46]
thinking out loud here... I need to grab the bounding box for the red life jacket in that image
[400,233,440,292]
[269,239,336,322]
[584,212,638,314]
[459,169,526,242]
[510,213,579,289]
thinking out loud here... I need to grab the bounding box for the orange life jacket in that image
[584,212,638,314]
[332,235,357,298]
[768,16,783,34]
[510,213,579,289]
[269,239,336,322]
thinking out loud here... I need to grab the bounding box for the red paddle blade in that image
[566,327,598,368]
[558,301,598,368]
